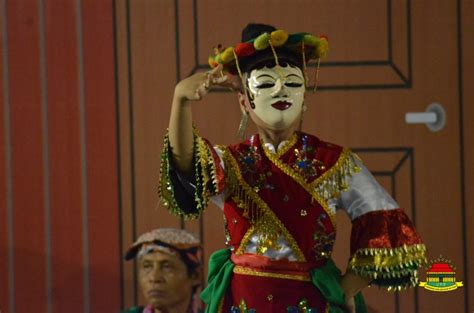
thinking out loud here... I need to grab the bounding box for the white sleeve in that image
[336,158,399,220]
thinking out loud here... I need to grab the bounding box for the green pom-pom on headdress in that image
[253,32,270,50]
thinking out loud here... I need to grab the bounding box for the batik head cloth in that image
[124,228,201,267]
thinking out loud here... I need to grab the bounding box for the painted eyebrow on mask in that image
[255,73,302,80]
[255,74,276,80]
[286,74,303,79]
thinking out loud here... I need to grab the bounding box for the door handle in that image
[405,102,446,132]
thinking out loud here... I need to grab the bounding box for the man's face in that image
[246,64,305,131]
[139,251,198,311]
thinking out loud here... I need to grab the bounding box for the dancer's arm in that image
[169,64,241,173]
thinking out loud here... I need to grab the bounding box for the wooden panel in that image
[82,0,121,311]
[0,1,9,310]
[333,149,414,313]
[115,0,135,308]
[129,0,180,233]
[462,0,474,311]
[118,0,183,305]
[0,1,121,311]
[187,0,410,89]
[410,2,464,312]
[44,0,84,311]
[117,0,470,311]
[7,1,47,311]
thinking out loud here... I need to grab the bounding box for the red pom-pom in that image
[235,42,255,57]
[319,35,329,42]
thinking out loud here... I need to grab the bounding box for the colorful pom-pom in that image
[208,56,218,68]
[254,33,270,50]
[316,36,329,58]
[220,47,235,63]
[235,42,255,57]
[208,30,329,72]
[270,30,288,47]
[303,34,319,47]
[215,53,223,64]
[286,33,306,45]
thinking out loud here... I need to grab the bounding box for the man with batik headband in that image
[160,23,426,313]
[123,228,202,313]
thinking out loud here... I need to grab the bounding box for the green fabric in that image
[200,249,234,313]
[311,259,367,313]
[120,307,143,313]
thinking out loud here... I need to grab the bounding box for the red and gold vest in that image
[220,132,357,263]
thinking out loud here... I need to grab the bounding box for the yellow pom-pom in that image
[220,47,235,63]
[254,33,270,50]
[270,30,288,47]
[317,37,329,58]
[208,55,218,68]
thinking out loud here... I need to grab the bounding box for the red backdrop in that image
[0,1,120,312]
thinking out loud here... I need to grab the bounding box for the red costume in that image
[160,131,426,313]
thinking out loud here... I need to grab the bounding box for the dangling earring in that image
[237,111,249,140]
[301,42,309,88]
[299,104,307,131]
[245,88,255,109]
[313,58,321,93]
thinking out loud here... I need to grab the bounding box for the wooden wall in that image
[115,1,474,313]
[0,0,473,312]
[461,1,474,312]
[0,1,120,312]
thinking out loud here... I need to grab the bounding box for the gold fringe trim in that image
[196,135,222,194]
[196,136,211,207]
[261,144,361,228]
[234,225,256,255]
[158,128,218,220]
[348,244,427,283]
[159,130,183,216]
[233,265,311,282]
[310,148,361,202]
[223,147,306,261]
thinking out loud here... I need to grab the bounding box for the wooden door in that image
[115,1,473,312]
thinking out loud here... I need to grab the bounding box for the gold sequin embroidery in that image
[233,265,311,282]
[261,142,337,227]
[224,147,306,262]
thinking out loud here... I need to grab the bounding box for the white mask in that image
[246,64,305,130]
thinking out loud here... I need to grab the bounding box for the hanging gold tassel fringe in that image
[223,147,306,261]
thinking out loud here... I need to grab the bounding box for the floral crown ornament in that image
[208,26,329,90]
